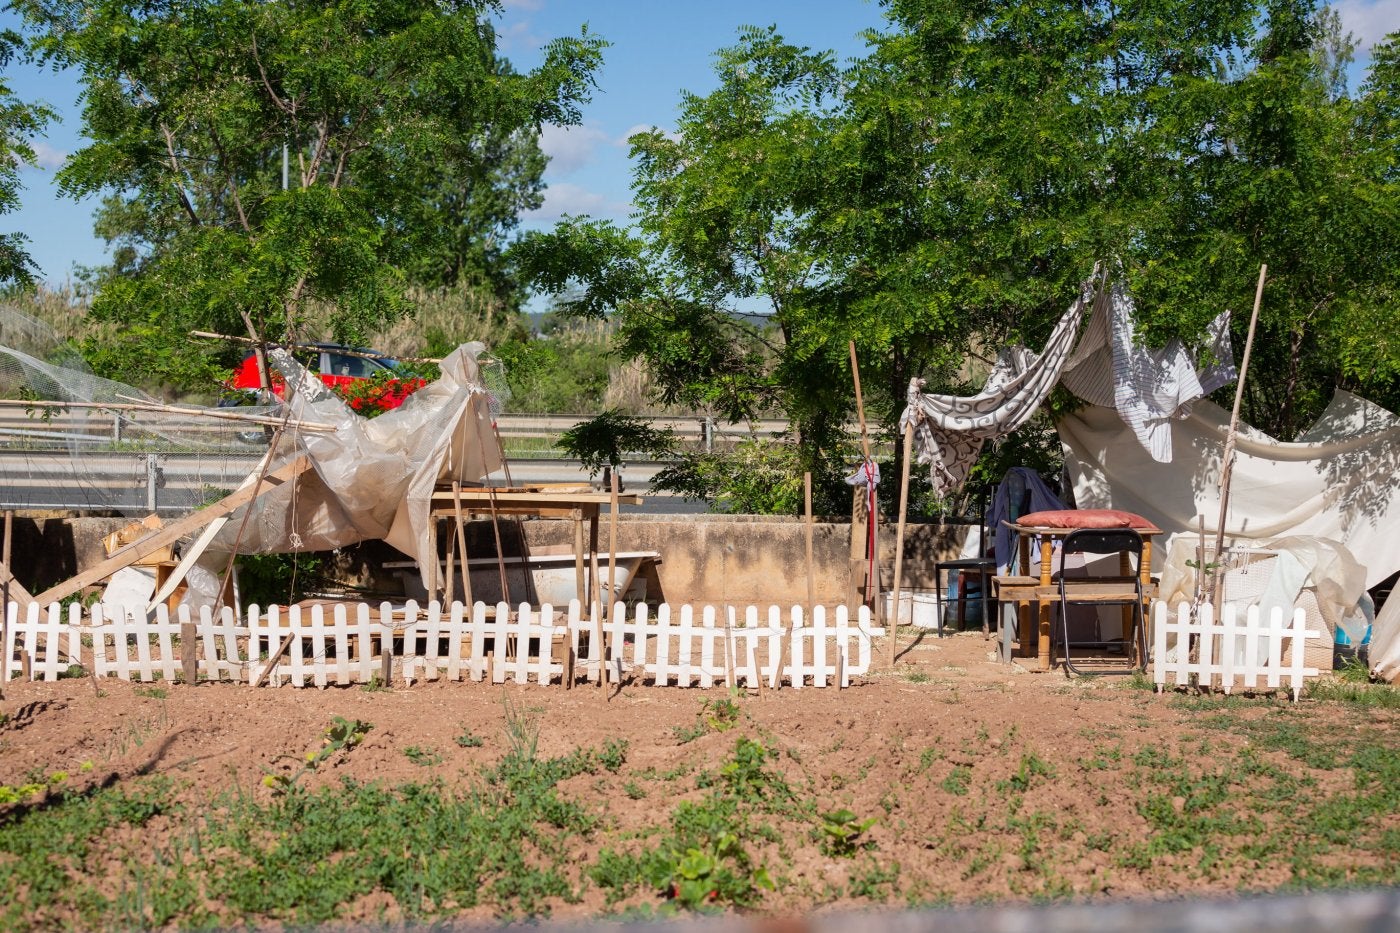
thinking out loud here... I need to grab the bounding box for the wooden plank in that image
[36,455,312,605]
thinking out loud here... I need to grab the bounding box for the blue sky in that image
[3,0,1399,285]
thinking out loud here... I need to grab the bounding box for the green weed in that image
[818,809,877,857]
[404,745,442,767]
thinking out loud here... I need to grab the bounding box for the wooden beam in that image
[34,456,312,605]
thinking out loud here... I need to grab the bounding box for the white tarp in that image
[1060,390,1400,589]
[203,343,501,593]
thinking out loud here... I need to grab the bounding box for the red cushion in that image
[1018,509,1154,529]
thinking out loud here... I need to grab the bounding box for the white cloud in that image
[27,141,67,171]
[538,122,611,175]
[524,182,630,221]
[495,18,542,52]
[1334,0,1400,50]
[620,123,681,145]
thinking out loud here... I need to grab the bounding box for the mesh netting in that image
[0,305,291,517]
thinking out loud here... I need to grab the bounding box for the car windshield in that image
[326,351,393,379]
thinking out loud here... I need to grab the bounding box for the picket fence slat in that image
[2,599,883,689]
[1152,601,1322,701]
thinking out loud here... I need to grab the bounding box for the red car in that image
[225,343,426,412]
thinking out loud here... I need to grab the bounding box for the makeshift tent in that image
[189,343,502,606]
[1060,390,1400,590]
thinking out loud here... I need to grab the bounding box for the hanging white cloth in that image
[899,271,1106,495]
[1061,279,1236,462]
[1059,390,1400,589]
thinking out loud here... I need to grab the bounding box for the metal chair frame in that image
[1056,528,1148,675]
[933,486,996,638]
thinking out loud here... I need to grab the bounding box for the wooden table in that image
[1000,522,1162,671]
[425,484,644,609]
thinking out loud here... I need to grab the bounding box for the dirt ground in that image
[1,627,1396,927]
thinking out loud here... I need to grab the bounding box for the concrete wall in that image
[512,515,969,606]
[12,513,974,606]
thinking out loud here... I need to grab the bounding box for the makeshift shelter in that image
[1059,390,1400,591]
[184,343,503,607]
[899,267,1392,672]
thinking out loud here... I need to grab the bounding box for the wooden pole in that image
[604,472,620,697]
[190,330,444,365]
[590,514,603,690]
[180,621,198,685]
[848,341,873,461]
[452,483,474,608]
[1209,265,1267,610]
[887,424,915,669]
[804,473,816,612]
[847,341,878,610]
[0,397,333,432]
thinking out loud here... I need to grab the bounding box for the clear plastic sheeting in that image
[203,343,501,596]
[0,306,277,516]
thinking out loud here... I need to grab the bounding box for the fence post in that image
[180,621,197,684]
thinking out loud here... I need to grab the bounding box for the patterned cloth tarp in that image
[899,275,1106,495]
[1060,279,1236,462]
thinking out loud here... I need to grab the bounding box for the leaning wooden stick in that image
[847,341,879,611]
[604,472,621,697]
[1210,264,1267,613]
[887,424,915,668]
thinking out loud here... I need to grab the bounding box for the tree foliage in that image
[0,29,54,287]
[13,0,605,387]
[516,0,1400,513]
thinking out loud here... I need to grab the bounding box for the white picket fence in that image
[1152,601,1324,700]
[0,600,883,690]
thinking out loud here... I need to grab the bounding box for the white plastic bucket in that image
[911,591,940,629]
[884,591,913,625]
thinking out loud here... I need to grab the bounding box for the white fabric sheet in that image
[1061,280,1235,462]
[1060,390,1400,589]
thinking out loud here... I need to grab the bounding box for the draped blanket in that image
[899,276,1105,495]
[1061,281,1235,462]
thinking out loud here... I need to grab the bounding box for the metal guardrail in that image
[0,410,870,513]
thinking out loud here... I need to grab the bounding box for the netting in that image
[0,306,308,517]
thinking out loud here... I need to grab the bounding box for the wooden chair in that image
[1055,528,1147,675]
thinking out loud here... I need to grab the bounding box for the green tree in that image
[0,29,53,286]
[13,0,605,388]
[520,1,1400,515]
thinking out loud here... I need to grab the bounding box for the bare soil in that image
[1,628,1396,927]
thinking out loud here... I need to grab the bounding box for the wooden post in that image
[452,483,473,608]
[847,341,878,610]
[443,516,457,606]
[379,605,394,687]
[887,424,914,669]
[180,621,197,684]
[1210,264,1267,611]
[605,473,620,697]
[590,513,603,690]
[19,647,31,681]
[804,472,816,611]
